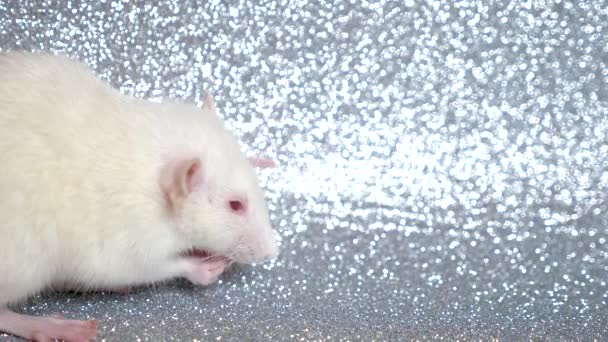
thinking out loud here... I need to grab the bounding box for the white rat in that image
[0,51,278,341]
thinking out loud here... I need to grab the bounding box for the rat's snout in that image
[235,228,279,264]
[262,237,279,261]
[258,225,280,262]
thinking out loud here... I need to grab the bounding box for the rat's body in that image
[0,52,278,341]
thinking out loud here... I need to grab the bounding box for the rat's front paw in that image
[183,258,227,286]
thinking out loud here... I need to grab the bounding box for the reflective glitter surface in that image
[2,0,608,340]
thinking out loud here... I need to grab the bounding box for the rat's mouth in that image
[178,248,233,286]
[180,249,231,264]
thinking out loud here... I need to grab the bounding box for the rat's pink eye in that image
[229,199,246,214]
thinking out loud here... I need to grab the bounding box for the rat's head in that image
[159,94,278,265]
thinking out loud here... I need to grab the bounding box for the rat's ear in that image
[202,91,217,114]
[160,158,202,210]
[248,157,277,168]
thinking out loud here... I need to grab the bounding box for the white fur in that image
[0,51,278,305]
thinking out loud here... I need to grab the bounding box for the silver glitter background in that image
[1,0,608,340]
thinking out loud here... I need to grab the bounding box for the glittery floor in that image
[2,0,608,340]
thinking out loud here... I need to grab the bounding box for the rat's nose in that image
[256,241,276,262]
[265,243,279,260]
[260,235,279,261]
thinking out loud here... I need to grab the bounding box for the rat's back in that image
[0,52,150,303]
[0,52,125,169]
